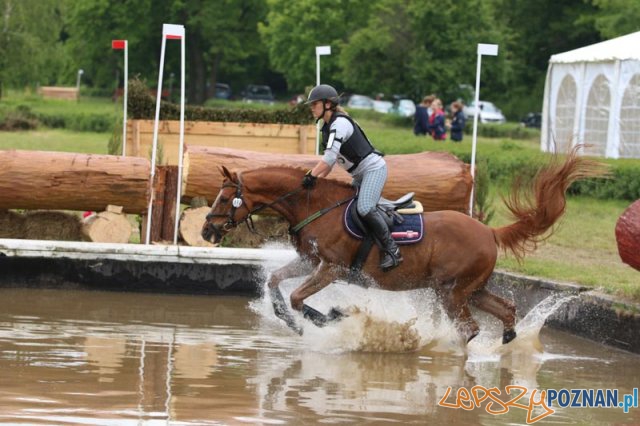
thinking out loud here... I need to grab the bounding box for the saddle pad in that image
[343,200,424,245]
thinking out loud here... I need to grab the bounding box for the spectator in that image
[449,101,466,142]
[414,95,434,136]
[429,98,447,141]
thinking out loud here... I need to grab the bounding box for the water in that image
[0,273,638,424]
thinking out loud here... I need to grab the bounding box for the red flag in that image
[112,40,126,50]
[166,35,182,40]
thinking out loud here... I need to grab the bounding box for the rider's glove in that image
[302,170,317,189]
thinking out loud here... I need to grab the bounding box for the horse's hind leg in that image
[440,287,480,343]
[470,288,517,344]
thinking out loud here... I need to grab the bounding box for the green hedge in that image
[473,142,640,201]
[0,105,39,130]
[128,78,314,125]
[0,104,113,133]
[466,122,540,140]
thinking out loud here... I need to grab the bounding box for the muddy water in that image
[0,284,638,425]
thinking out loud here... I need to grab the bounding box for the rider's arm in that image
[310,160,332,178]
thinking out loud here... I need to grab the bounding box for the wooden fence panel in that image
[127,120,316,164]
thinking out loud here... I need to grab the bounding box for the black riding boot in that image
[362,210,403,271]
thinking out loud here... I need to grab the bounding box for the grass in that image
[1,89,118,117]
[0,93,638,301]
[0,129,110,154]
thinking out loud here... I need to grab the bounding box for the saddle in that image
[344,192,425,272]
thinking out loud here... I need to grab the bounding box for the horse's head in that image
[201,165,253,244]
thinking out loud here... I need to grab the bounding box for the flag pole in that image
[112,39,128,156]
[145,32,168,245]
[122,40,128,156]
[173,30,186,244]
[469,43,499,217]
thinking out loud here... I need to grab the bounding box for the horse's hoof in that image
[466,329,480,343]
[302,304,329,327]
[327,307,347,322]
[503,329,517,344]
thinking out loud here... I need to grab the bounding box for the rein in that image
[289,195,355,235]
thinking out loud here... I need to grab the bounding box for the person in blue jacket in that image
[413,95,433,136]
[449,101,466,142]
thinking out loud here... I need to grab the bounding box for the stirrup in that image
[380,250,402,272]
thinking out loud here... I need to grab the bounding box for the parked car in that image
[520,112,542,128]
[346,94,374,110]
[463,101,506,124]
[372,100,393,114]
[389,99,416,117]
[214,83,232,100]
[242,84,275,105]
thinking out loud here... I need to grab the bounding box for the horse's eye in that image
[219,197,229,204]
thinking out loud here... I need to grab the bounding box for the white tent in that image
[541,31,640,158]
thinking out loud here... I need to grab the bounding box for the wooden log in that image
[182,146,472,213]
[82,207,132,243]
[615,199,640,272]
[0,150,151,213]
[179,206,215,247]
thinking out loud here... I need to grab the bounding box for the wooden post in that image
[298,125,308,154]
[161,166,179,242]
[150,166,167,242]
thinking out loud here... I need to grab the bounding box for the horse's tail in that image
[492,145,607,261]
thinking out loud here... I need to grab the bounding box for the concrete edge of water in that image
[0,238,638,354]
[488,271,640,354]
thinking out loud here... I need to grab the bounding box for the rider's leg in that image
[357,166,402,271]
[361,209,402,271]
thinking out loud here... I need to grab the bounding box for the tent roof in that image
[550,31,640,64]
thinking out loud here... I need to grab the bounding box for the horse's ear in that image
[219,165,235,181]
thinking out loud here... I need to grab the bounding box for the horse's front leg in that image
[290,261,339,312]
[267,258,316,334]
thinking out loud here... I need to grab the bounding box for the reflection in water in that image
[0,267,638,424]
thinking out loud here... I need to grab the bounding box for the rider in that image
[301,84,402,271]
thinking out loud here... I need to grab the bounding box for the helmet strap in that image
[318,100,337,123]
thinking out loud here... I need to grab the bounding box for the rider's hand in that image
[302,170,317,189]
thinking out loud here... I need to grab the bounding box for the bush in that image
[35,111,113,132]
[0,105,39,131]
[128,78,314,125]
[465,122,540,140]
[568,160,640,201]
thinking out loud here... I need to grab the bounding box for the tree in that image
[494,0,601,116]
[65,0,268,104]
[338,1,415,96]
[259,0,374,92]
[0,0,67,98]
[591,0,640,38]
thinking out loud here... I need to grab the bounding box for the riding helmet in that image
[306,84,340,104]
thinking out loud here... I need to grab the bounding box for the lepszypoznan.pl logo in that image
[438,385,638,424]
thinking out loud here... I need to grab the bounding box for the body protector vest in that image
[321,112,378,173]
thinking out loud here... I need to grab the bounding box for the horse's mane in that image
[244,165,353,190]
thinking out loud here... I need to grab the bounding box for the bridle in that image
[205,172,356,239]
[206,173,304,234]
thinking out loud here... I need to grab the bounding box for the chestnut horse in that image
[201,146,604,344]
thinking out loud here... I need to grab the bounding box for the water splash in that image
[252,247,577,359]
